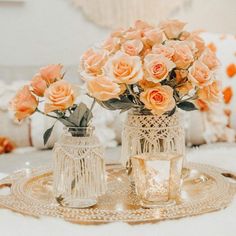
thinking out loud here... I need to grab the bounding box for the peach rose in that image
[140,85,175,115]
[40,64,63,85]
[44,80,75,113]
[179,31,191,40]
[139,79,157,89]
[143,28,164,45]
[176,81,193,96]
[175,69,188,83]
[87,76,122,101]
[121,39,143,56]
[80,48,108,80]
[152,44,175,59]
[111,28,125,37]
[102,37,120,53]
[104,51,143,84]
[159,19,186,39]
[123,29,142,40]
[10,85,38,121]
[124,21,152,40]
[188,33,205,56]
[144,54,176,83]
[141,47,152,57]
[134,20,152,31]
[31,74,47,97]
[167,41,194,69]
[197,80,222,103]
[200,48,220,70]
[140,38,153,57]
[188,60,213,87]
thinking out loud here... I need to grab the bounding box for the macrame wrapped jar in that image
[121,110,185,207]
[53,127,106,208]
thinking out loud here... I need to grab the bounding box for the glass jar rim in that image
[63,126,95,137]
[63,126,95,130]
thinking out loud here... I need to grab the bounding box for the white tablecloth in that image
[0,144,236,236]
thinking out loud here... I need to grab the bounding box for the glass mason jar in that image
[121,109,185,207]
[53,126,106,208]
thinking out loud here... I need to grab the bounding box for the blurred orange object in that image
[224,108,232,117]
[196,99,209,112]
[207,42,217,53]
[0,136,16,154]
[226,63,236,77]
[223,87,233,104]
[224,109,232,128]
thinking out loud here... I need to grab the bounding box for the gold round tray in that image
[0,162,235,224]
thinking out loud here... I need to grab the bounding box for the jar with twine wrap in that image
[121,109,185,207]
[53,126,106,208]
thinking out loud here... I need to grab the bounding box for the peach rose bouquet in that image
[10,64,94,145]
[80,20,221,115]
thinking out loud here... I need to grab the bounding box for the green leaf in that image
[58,118,74,127]
[43,125,54,146]
[120,106,133,113]
[67,103,90,127]
[177,101,198,111]
[99,96,135,111]
[80,109,93,127]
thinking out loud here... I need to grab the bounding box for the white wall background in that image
[0,0,235,80]
[176,0,236,35]
[0,0,109,67]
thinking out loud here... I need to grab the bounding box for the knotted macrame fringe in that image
[121,112,185,166]
[53,136,106,200]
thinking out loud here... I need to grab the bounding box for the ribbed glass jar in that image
[53,127,106,208]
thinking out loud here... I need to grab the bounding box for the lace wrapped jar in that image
[121,109,185,207]
[53,127,106,208]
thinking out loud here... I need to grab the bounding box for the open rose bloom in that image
[80,19,221,115]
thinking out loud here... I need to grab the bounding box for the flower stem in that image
[36,108,77,127]
[36,108,58,119]
[89,99,96,113]
[126,85,141,105]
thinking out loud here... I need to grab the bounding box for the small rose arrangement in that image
[80,20,221,115]
[10,64,94,145]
